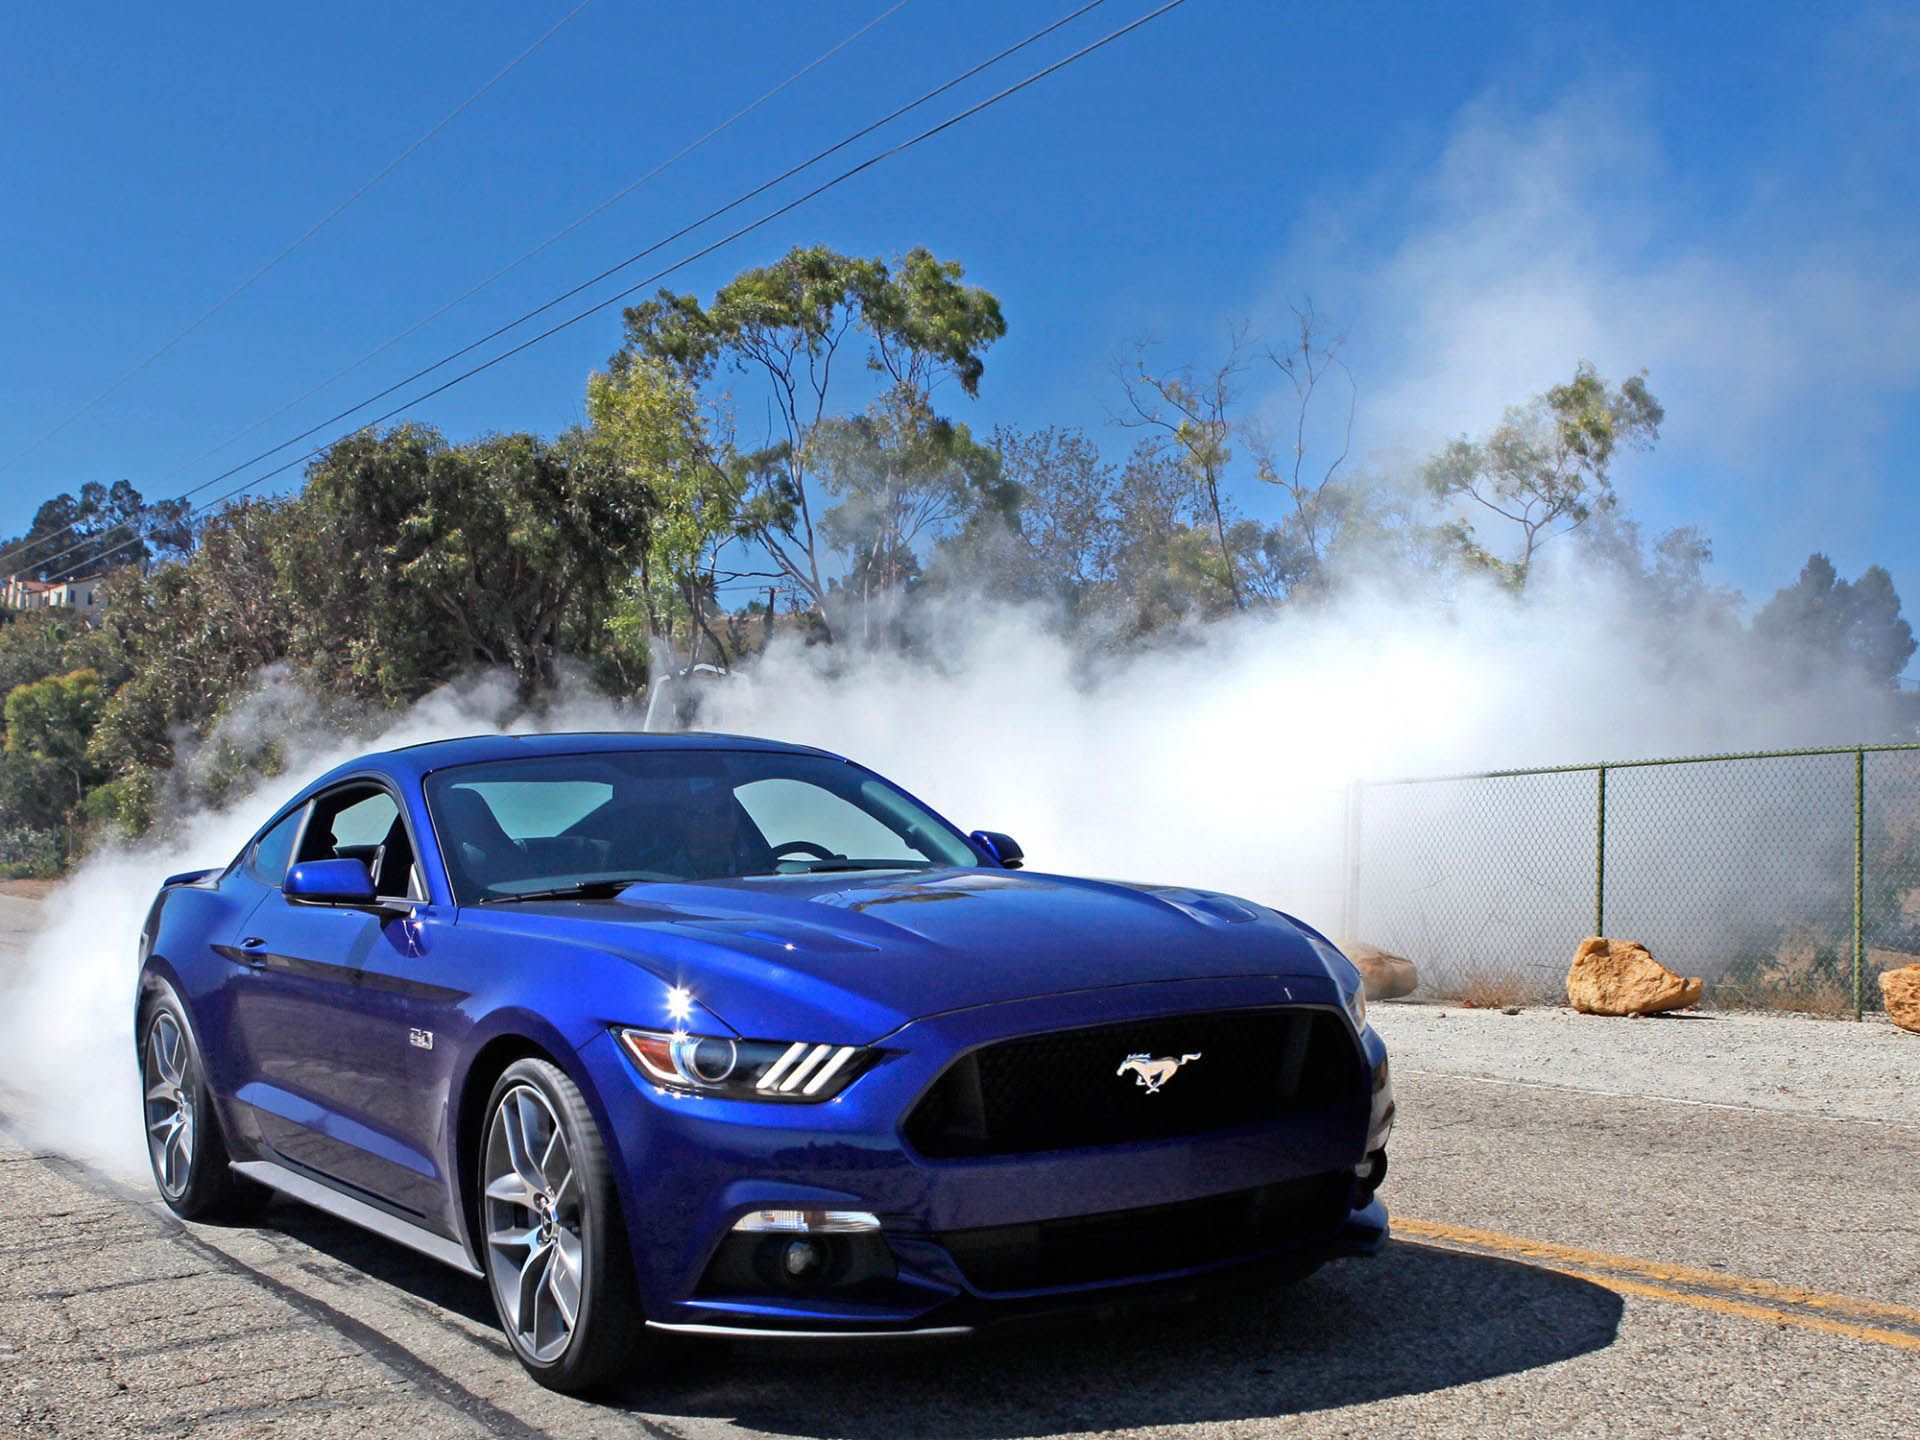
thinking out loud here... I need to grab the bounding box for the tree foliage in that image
[0,479,192,581]
[5,242,1915,880]
[1424,362,1664,585]
[612,245,1006,634]
[298,425,655,698]
[1756,554,1917,687]
[816,388,1015,614]
[5,669,105,802]
[585,357,743,675]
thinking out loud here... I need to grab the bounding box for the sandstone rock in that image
[1338,941,1419,1001]
[1566,936,1703,1016]
[1881,964,1920,1035]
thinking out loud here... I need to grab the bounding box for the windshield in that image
[424,749,982,903]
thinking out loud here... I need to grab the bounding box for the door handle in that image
[239,937,269,969]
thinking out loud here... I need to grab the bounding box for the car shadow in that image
[620,1240,1621,1437]
[255,1198,501,1329]
[251,1203,1623,1435]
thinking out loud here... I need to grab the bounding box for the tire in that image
[479,1058,648,1393]
[139,983,269,1223]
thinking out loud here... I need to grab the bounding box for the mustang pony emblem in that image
[1116,1051,1202,1094]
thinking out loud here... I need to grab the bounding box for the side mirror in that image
[285,858,378,906]
[971,830,1024,870]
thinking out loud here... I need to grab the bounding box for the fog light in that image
[730,1208,880,1234]
[782,1239,823,1280]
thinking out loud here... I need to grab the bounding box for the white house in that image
[1,573,107,613]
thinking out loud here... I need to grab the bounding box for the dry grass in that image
[1457,973,1536,1010]
[1713,979,1854,1020]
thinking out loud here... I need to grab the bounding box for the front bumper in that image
[583,975,1393,1336]
[643,1195,1389,1342]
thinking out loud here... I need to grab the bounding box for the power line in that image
[4,0,1044,582]
[141,0,913,498]
[3,0,911,584]
[45,0,1188,583]
[0,0,597,484]
[112,0,1120,537]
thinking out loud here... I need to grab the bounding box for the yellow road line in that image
[1544,1267,1920,1353]
[1399,1216,1920,1351]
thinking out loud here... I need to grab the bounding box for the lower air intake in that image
[936,1172,1352,1292]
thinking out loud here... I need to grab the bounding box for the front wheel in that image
[480,1058,648,1393]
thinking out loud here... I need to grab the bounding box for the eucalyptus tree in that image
[1423,362,1664,586]
[610,245,1006,637]
[1117,329,1247,610]
[585,357,742,674]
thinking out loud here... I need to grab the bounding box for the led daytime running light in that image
[617,1027,870,1102]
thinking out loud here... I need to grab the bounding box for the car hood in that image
[466,867,1347,1043]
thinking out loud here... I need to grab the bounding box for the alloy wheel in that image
[483,1083,584,1363]
[144,1013,196,1197]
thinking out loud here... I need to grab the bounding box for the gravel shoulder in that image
[1372,999,1919,1126]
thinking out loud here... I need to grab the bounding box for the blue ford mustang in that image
[137,733,1393,1392]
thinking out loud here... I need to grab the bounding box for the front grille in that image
[903,1007,1361,1159]
[937,1173,1351,1291]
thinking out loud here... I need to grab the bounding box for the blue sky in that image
[2,0,1916,617]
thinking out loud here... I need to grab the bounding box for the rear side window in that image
[245,808,304,886]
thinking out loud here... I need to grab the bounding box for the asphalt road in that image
[2,892,1915,1439]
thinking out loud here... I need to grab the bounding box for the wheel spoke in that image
[544,1140,574,1214]
[165,1124,189,1191]
[484,1171,538,1208]
[516,1239,554,1340]
[501,1095,547,1197]
[547,1230,581,1329]
[487,1223,542,1254]
[516,1092,553,1192]
[539,1125,566,1189]
[149,1028,175,1090]
[160,1021,186,1088]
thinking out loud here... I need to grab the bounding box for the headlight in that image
[616,1027,873,1102]
[1344,976,1369,1032]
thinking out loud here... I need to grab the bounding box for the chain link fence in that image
[1340,744,1920,1018]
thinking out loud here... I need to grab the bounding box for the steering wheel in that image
[770,840,839,862]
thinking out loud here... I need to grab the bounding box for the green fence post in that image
[1594,764,1607,937]
[1854,748,1865,1021]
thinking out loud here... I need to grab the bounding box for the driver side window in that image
[297,784,421,901]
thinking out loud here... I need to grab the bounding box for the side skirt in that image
[231,1159,482,1278]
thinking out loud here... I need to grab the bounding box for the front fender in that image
[440,1002,642,1265]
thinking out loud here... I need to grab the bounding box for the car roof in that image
[311,731,845,788]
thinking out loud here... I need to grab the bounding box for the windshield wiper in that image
[477,879,637,904]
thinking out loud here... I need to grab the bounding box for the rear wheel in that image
[480,1058,648,1393]
[140,985,267,1222]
